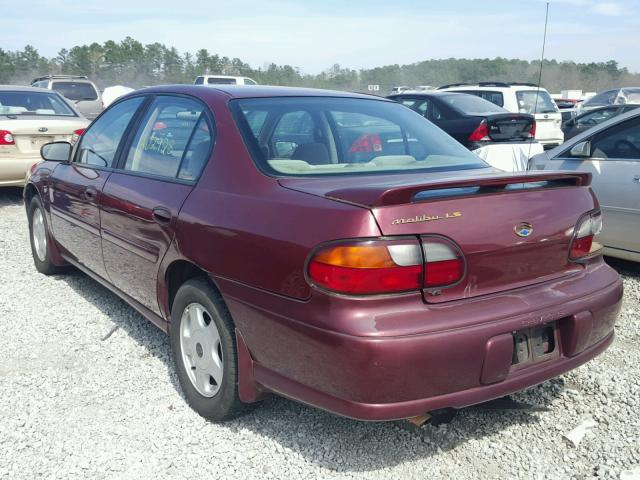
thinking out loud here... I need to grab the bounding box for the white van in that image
[194,75,258,86]
[438,82,564,148]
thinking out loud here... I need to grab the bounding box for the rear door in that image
[546,115,640,255]
[100,95,213,314]
[49,96,145,278]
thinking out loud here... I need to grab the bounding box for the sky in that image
[2,0,639,73]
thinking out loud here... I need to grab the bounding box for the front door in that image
[549,115,640,255]
[100,95,213,314]
[49,96,145,278]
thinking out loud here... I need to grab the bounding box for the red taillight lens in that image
[0,130,15,145]
[528,120,537,138]
[308,239,423,294]
[349,134,383,153]
[422,239,465,288]
[468,120,490,142]
[70,128,85,145]
[307,237,466,295]
[569,210,603,260]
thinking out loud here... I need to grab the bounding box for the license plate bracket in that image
[512,323,558,367]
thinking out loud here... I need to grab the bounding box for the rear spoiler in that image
[325,171,592,207]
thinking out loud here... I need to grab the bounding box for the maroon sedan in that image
[24,85,622,422]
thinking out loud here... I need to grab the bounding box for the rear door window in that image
[52,82,98,101]
[122,96,212,179]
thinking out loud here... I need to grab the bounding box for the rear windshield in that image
[230,97,488,177]
[52,82,98,101]
[0,91,76,116]
[441,94,506,115]
[516,90,558,114]
[207,78,237,85]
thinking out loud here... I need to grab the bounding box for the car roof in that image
[0,85,64,92]
[549,106,640,155]
[135,84,390,101]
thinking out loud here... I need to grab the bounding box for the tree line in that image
[1,37,638,94]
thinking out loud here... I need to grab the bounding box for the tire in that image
[28,195,63,275]
[169,278,249,421]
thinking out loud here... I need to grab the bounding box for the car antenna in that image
[528,1,550,164]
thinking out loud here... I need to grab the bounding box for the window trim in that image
[111,93,216,184]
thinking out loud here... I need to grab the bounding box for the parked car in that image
[194,75,257,86]
[438,82,564,148]
[388,92,535,150]
[0,86,88,187]
[563,104,640,140]
[576,87,640,116]
[530,108,640,262]
[31,75,103,120]
[390,86,410,94]
[25,85,622,422]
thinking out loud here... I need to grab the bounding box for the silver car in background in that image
[530,108,640,262]
[31,75,103,120]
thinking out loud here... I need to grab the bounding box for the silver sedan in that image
[530,108,640,262]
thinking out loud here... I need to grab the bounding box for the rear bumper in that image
[0,157,40,186]
[221,260,622,421]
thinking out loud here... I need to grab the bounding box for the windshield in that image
[230,97,488,177]
[516,90,558,114]
[0,91,76,116]
[52,82,98,101]
[441,94,506,115]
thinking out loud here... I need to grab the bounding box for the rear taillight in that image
[468,120,490,142]
[349,134,383,153]
[307,237,465,295]
[528,121,537,138]
[422,238,465,288]
[569,210,603,260]
[0,130,15,145]
[70,128,85,145]
[308,239,423,294]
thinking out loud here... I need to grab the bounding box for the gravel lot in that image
[0,186,639,480]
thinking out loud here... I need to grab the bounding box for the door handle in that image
[83,186,98,201]
[151,207,173,225]
[633,175,640,184]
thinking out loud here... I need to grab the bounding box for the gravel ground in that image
[0,186,639,480]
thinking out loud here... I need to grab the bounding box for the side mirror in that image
[570,141,591,158]
[41,141,72,162]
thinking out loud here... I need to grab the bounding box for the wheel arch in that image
[163,259,222,318]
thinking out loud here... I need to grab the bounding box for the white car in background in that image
[530,107,640,262]
[194,75,258,86]
[438,82,564,148]
[575,87,640,116]
[0,86,89,186]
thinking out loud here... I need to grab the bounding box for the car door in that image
[100,95,213,314]
[546,115,640,255]
[49,96,145,278]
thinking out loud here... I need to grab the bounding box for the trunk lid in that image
[280,170,594,303]
[484,113,534,142]
[533,111,562,142]
[0,116,88,156]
